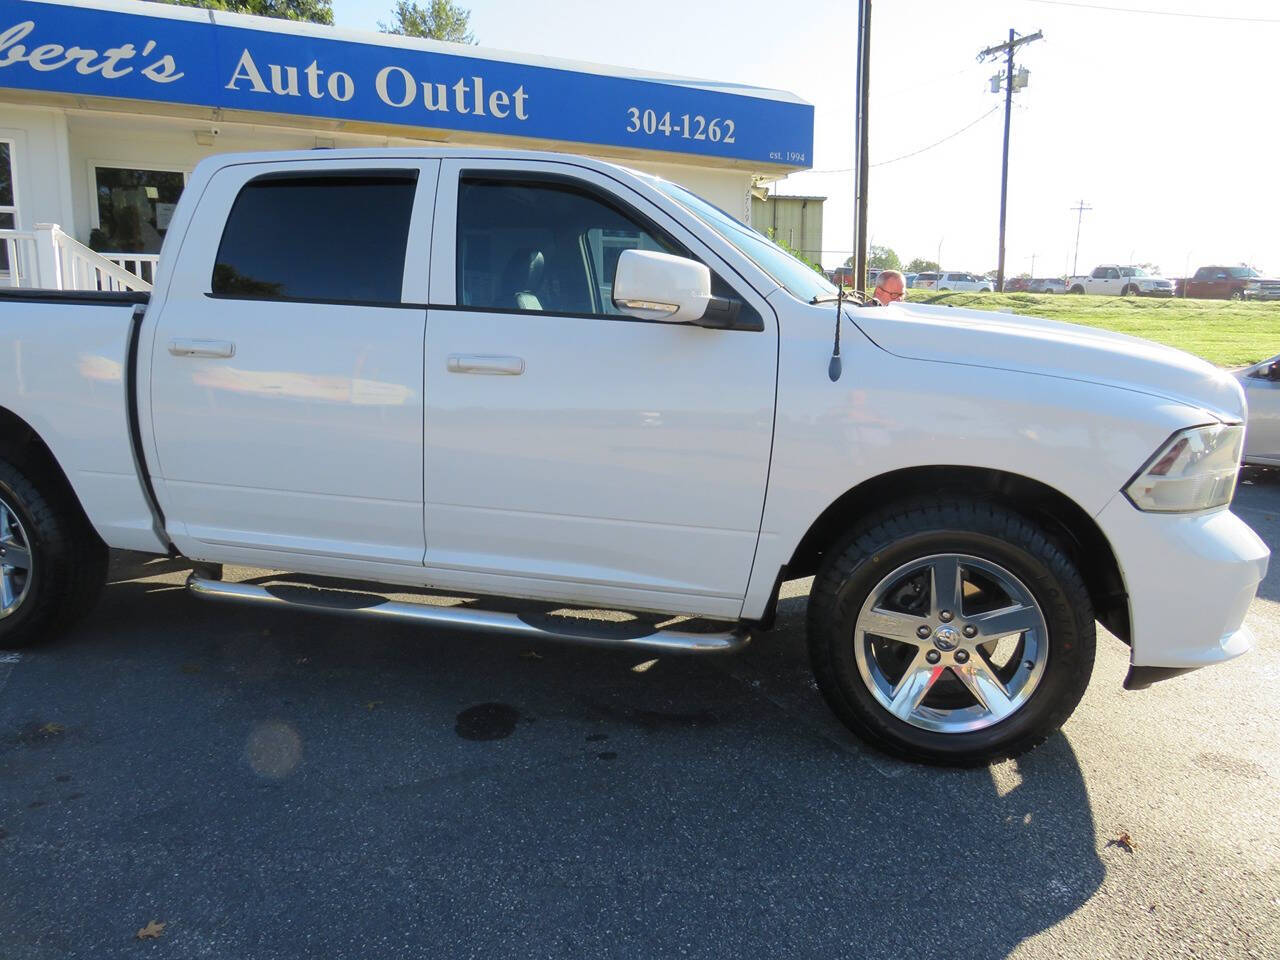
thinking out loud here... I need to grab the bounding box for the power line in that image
[873,106,1002,167]
[1024,0,1280,24]
[805,105,1001,175]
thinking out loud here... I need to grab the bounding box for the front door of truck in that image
[421,160,777,618]
[146,159,439,570]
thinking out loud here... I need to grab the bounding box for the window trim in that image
[454,169,762,330]
[0,137,20,227]
[209,168,420,305]
[88,159,189,245]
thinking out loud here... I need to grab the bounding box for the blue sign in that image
[0,1,814,168]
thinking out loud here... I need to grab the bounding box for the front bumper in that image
[1140,287,1175,297]
[1244,288,1280,301]
[1096,494,1268,685]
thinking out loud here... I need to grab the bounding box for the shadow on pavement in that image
[0,561,1106,959]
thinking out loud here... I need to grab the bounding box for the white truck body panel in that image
[0,300,164,553]
[0,146,1268,680]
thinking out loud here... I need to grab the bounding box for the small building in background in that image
[750,193,825,266]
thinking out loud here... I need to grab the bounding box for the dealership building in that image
[0,0,814,290]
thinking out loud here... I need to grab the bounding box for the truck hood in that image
[852,303,1246,421]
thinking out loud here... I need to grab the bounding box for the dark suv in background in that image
[1179,265,1280,300]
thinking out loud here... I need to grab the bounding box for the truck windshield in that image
[648,178,837,302]
[1120,267,1148,277]
[1228,267,1259,278]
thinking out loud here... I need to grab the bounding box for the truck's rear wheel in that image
[807,498,1095,766]
[1230,289,1243,301]
[0,458,107,649]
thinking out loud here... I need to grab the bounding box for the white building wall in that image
[0,104,75,234]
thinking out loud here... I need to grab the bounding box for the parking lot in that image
[1,476,1277,960]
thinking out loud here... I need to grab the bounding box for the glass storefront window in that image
[0,141,17,272]
[92,166,185,253]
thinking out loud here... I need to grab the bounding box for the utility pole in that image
[979,28,1042,292]
[1070,199,1092,276]
[852,0,872,295]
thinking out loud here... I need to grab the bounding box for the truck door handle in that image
[446,354,525,375]
[168,338,236,359]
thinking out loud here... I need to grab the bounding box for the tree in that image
[868,246,901,271]
[380,1,476,42]
[844,246,900,272]
[147,1,334,24]
[904,257,939,274]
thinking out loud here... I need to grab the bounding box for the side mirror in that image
[613,249,713,323]
[1269,362,1280,381]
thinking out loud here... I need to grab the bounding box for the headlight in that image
[1124,424,1244,513]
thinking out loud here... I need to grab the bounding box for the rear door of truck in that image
[144,158,439,569]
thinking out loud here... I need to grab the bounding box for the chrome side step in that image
[186,575,749,655]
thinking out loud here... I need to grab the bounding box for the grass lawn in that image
[902,290,1279,368]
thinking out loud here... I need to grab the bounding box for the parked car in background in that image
[1069,265,1174,297]
[1180,265,1280,301]
[1029,277,1068,294]
[938,271,994,292]
[1238,354,1280,466]
[913,271,940,289]
[1003,276,1032,293]
[905,272,918,288]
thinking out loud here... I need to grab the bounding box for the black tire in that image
[1070,285,1085,294]
[807,498,1095,766]
[1229,290,1244,301]
[0,457,107,649]
[1121,284,1136,297]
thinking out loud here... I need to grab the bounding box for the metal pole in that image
[853,0,872,296]
[1071,200,1090,277]
[995,28,1014,292]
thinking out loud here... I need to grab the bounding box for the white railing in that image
[103,252,160,286]
[0,224,151,293]
[0,229,38,288]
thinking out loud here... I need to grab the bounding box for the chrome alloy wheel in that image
[0,494,33,619]
[853,553,1048,734]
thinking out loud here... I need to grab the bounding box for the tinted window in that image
[457,178,677,314]
[457,177,757,324]
[213,172,417,303]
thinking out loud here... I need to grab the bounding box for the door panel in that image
[1245,378,1280,462]
[152,301,426,562]
[423,160,777,612]
[148,159,438,566]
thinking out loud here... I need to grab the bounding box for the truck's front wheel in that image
[807,498,1095,766]
[0,458,107,649]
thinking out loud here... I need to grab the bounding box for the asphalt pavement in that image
[1,475,1278,959]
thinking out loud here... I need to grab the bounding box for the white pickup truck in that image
[0,149,1267,765]
[1068,264,1176,297]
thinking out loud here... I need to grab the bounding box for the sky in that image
[333,0,1279,276]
